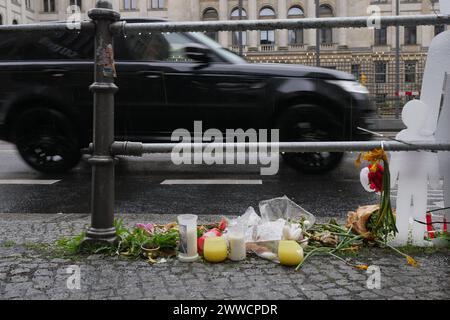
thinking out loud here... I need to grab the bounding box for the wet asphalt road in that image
[0,141,443,217]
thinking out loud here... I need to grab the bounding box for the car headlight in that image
[327,80,369,94]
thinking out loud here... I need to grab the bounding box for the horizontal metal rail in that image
[110,141,450,156]
[0,21,94,33]
[116,14,450,33]
[1,14,450,34]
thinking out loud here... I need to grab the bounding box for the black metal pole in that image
[395,0,401,119]
[83,0,120,245]
[238,0,243,56]
[315,0,320,67]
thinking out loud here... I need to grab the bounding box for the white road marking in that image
[161,179,263,185]
[0,179,60,185]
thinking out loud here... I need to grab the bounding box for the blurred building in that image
[0,0,447,115]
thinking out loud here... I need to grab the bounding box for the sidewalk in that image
[0,213,449,300]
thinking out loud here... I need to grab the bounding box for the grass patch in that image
[1,240,16,248]
[53,218,180,259]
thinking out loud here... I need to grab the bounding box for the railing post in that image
[395,0,401,119]
[83,0,120,245]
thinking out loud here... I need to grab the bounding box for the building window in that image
[404,26,417,45]
[230,8,247,46]
[259,7,276,45]
[319,4,333,44]
[231,7,247,19]
[374,27,387,46]
[232,32,247,46]
[0,14,3,25]
[25,0,33,10]
[69,0,81,8]
[202,8,219,41]
[43,0,56,13]
[405,61,417,83]
[12,19,18,25]
[259,6,276,18]
[123,0,137,10]
[151,0,164,9]
[203,7,218,20]
[375,62,387,83]
[260,30,275,45]
[351,64,361,81]
[288,6,304,45]
[435,24,446,36]
[375,93,387,105]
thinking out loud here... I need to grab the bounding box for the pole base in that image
[81,227,118,250]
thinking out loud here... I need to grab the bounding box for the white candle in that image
[185,227,198,257]
[228,228,246,261]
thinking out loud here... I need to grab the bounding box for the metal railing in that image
[109,141,450,156]
[1,0,449,245]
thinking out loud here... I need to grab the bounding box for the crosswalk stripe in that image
[161,179,263,185]
[0,179,60,185]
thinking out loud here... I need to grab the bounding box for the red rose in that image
[218,218,228,231]
[368,164,384,193]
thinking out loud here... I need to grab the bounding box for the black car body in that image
[0,19,375,173]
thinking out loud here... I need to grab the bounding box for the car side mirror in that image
[184,44,211,63]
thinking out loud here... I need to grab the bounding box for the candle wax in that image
[278,240,304,266]
[203,237,228,263]
[228,234,246,261]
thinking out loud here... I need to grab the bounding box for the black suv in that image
[0,19,374,174]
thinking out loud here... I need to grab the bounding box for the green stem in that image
[376,240,408,259]
[328,252,354,267]
[295,247,330,271]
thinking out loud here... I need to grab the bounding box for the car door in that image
[159,32,270,135]
[113,32,170,141]
[164,62,269,133]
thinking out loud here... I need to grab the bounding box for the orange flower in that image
[363,148,388,163]
[355,148,388,167]
[406,256,418,267]
[355,265,369,271]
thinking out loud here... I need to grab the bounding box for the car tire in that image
[12,108,81,174]
[276,104,344,174]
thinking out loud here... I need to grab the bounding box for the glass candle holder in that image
[177,214,199,262]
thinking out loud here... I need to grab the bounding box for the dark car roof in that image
[17,19,353,81]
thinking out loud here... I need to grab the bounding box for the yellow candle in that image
[203,237,228,263]
[278,240,304,266]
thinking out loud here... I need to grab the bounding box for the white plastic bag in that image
[259,195,315,229]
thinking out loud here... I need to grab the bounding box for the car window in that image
[0,30,94,61]
[115,32,208,62]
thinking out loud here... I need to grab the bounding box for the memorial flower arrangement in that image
[355,148,397,242]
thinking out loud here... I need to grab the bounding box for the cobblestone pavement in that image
[0,213,449,300]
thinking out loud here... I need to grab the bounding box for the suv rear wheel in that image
[12,108,81,173]
[276,105,344,174]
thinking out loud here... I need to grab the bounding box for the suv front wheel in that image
[276,105,344,174]
[12,108,81,174]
